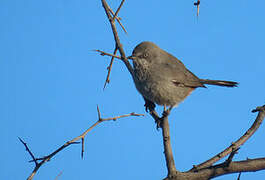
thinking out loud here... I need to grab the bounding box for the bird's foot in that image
[162,106,172,118]
[156,118,163,129]
[144,98,156,112]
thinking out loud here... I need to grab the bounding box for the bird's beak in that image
[127,55,136,60]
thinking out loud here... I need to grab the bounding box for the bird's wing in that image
[160,51,205,88]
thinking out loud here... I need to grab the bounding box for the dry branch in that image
[161,109,178,177]
[101,0,134,76]
[103,47,118,89]
[94,49,122,60]
[189,105,265,172]
[22,107,144,180]
[109,0,127,34]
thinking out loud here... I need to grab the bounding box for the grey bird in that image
[128,41,238,112]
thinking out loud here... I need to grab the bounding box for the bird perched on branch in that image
[128,41,238,112]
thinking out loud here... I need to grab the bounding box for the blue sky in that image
[1,0,265,180]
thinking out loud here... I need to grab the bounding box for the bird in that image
[128,41,238,113]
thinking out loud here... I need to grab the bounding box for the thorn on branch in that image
[94,49,122,60]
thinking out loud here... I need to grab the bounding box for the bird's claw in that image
[144,99,156,112]
[156,118,163,129]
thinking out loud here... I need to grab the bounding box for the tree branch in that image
[189,105,265,171]
[94,49,122,60]
[161,109,178,178]
[22,107,144,180]
[103,46,118,89]
[109,0,127,34]
[101,0,134,77]
[200,157,265,179]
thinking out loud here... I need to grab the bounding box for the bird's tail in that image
[199,79,238,87]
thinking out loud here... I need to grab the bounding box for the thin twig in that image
[94,49,122,60]
[109,1,127,34]
[114,0,125,20]
[189,105,265,171]
[103,46,118,89]
[19,137,38,166]
[97,105,101,119]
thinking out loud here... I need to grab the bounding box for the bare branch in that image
[109,11,127,34]
[97,105,101,119]
[161,109,178,178]
[100,0,128,88]
[101,0,134,76]
[19,137,38,166]
[103,46,118,89]
[114,0,125,20]
[24,107,144,180]
[108,2,127,34]
[94,49,122,60]
[203,158,265,179]
[165,158,265,180]
[190,105,265,171]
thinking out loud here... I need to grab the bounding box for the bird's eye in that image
[143,52,149,58]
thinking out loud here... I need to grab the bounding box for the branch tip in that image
[97,105,101,120]
[19,137,38,166]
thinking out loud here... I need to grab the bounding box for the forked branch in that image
[190,105,265,172]
[21,106,144,180]
[101,0,134,76]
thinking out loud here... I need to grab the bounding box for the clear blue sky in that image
[1,0,265,180]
